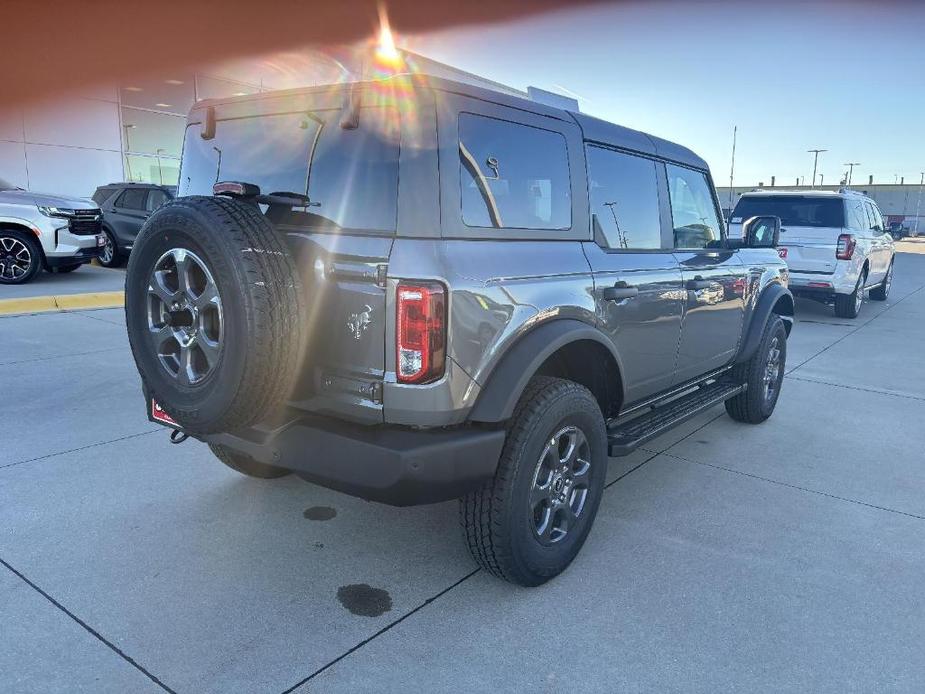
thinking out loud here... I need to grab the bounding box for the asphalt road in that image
[2,241,924,693]
[2,262,125,300]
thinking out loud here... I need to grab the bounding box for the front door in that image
[665,163,747,384]
[584,145,684,405]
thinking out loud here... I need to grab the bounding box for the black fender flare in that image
[735,283,794,364]
[469,319,623,423]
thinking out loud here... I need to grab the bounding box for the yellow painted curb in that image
[0,291,124,316]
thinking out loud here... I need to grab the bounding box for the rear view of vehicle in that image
[730,191,895,318]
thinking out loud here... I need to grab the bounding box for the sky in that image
[406,0,925,188]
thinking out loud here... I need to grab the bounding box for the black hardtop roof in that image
[192,74,709,172]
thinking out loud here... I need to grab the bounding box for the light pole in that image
[914,172,924,237]
[844,162,860,187]
[122,124,136,180]
[807,149,827,188]
[155,148,166,185]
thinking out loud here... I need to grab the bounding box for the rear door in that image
[582,145,684,404]
[179,91,403,422]
[666,164,747,384]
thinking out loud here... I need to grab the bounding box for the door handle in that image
[686,276,712,290]
[601,281,639,301]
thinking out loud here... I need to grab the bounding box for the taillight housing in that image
[836,233,856,260]
[396,281,446,384]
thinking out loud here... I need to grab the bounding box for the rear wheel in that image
[725,315,787,424]
[209,443,291,479]
[460,376,607,586]
[869,261,893,301]
[834,271,866,319]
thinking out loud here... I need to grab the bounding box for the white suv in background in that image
[0,177,105,284]
[729,190,895,318]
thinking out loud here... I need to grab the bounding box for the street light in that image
[122,124,136,180]
[155,148,166,185]
[844,162,860,187]
[807,149,827,188]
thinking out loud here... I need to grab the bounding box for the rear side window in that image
[115,188,148,210]
[179,106,399,233]
[865,201,884,231]
[458,113,571,230]
[586,146,662,249]
[666,164,722,249]
[146,189,170,212]
[733,195,845,228]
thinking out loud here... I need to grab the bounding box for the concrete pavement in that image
[1,242,924,693]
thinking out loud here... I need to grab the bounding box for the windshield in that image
[732,195,845,228]
[178,105,400,234]
[0,176,21,191]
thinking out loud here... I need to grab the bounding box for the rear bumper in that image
[789,266,858,295]
[197,413,506,506]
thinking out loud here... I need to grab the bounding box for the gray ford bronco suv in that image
[125,75,793,586]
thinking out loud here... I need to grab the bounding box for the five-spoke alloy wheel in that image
[147,248,223,386]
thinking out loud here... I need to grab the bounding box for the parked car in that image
[729,190,895,318]
[0,177,104,284]
[124,75,793,586]
[92,182,175,267]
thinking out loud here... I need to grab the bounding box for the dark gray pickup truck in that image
[125,75,793,586]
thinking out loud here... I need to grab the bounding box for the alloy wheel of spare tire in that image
[125,196,306,434]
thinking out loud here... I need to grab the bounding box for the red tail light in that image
[396,282,446,384]
[836,234,856,260]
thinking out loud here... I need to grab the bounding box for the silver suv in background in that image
[0,177,105,284]
[729,190,895,318]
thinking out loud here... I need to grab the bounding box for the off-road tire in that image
[125,196,305,434]
[725,315,787,424]
[209,443,291,479]
[869,261,893,301]
[460,376,607,587]
[0,230,43,284]
[834,271,866,319]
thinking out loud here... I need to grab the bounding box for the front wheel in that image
[98,229,124,268]
[725,315,787,424]
[460,377,607,587]
[0,231,42,284]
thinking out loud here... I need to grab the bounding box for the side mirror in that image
[743,215,781,248]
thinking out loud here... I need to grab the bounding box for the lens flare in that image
[376,5,401,66]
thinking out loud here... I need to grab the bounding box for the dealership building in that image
[0,48,529,201]
[717,183,925,233]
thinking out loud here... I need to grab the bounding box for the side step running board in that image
[607,379,745,456]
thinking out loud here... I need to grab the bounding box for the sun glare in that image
[376,5,401,65]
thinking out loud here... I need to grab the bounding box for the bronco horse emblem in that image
[347,304,373,340]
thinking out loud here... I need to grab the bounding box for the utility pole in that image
[844,162,860,187]
[728,126,737,211]
[808,149,827,188]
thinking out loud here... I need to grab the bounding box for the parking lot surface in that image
[2,263,125,300]
[2,241,924,693]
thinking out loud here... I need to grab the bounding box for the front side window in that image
[586,146,662,249]
[666,164,722,248]
[179,106,399,233]
[116,188,148,210]
[458,113,571,230]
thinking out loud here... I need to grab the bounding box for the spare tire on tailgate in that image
[125,196,305,435]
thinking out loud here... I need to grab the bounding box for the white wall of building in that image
[0,87,125,199]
